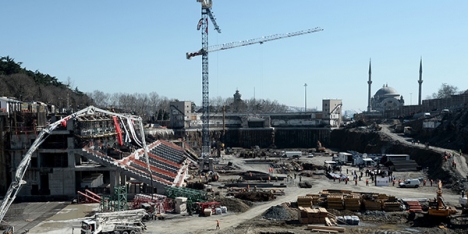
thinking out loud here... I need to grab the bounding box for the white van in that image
[399,179,420,188]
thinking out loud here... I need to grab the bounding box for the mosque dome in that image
[374,84,399,97]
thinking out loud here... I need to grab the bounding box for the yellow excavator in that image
[428,180,457,217]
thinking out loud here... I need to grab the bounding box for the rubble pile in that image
[263,205,293,220]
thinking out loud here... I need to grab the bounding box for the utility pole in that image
[304,83,307,112]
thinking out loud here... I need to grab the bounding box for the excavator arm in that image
[0,106,152,224]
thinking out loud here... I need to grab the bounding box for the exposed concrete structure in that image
[322,99,343,128]
[1,104,194,200]
[170,98,342,149]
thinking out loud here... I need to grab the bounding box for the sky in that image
[1,1,467,112]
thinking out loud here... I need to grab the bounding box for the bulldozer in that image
[428,180,457,217]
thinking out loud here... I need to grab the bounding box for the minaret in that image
[418,57,423,106]
[367,59,372,112]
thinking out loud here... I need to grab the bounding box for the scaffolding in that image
[100,185,128,212]
[164,186,207,213]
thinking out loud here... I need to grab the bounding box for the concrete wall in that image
[181,127,331,149]
[49,168,75,195]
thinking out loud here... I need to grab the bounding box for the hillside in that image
[0,56,93,108]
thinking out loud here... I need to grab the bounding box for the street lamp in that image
[304,83,307,112]
[410,93,412,106]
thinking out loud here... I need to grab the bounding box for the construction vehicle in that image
[0,106,153,231]
[316,141,326,152]
[427,180,457,217]
[81,209,147,234]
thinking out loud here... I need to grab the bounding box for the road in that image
[379,124,468,179]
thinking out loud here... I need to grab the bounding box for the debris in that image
[263,205,293,220]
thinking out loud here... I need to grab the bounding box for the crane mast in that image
[192,0,322,159]
[198,0,221,158]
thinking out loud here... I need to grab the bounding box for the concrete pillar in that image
[109,170,120,196]
[120,173,126,185]
[67,137,76,167]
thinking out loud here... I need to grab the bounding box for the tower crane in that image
[196,0,221,158]
[191,0,323,158]
[186,27,323,59]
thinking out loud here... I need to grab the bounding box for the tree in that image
[431,83,459,99]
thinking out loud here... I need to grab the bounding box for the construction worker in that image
[216,219,220,230]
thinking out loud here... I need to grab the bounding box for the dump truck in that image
[81,209,147,234]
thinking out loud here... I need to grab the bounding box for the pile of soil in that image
[216,197,251,213]
[235,191,276,202]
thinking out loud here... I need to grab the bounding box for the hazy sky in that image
[1,1,467,112]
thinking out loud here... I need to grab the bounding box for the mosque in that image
[366,59,423,114]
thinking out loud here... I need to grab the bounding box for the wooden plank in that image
[311,229,338,233]
[306,225,345,232]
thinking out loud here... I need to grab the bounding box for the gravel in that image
[263,205,293,220]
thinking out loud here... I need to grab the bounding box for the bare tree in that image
[87,90,110,108]
[431,83,459,99]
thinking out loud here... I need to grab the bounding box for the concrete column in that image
[109,170,120,196]
[67,137,76,167]
[120,173,126,185]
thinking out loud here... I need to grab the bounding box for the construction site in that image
[0,99,468,234]
[2,1,468,234]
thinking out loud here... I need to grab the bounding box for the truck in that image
[282,151,302,158]
[81,209,147,234]
[337,152,353,164]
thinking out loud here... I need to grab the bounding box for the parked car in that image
[399,179,420,188]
